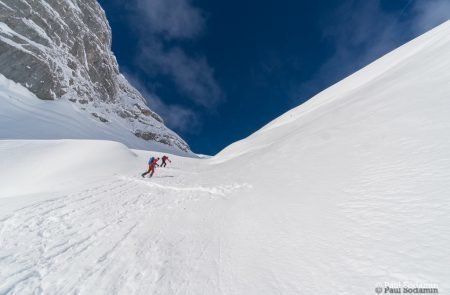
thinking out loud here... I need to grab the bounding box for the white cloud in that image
[413,0,450,32]
[138,43,223,109]
[134,0,205,39]
[124,0,223,109]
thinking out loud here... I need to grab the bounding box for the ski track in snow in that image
[120,176,251,199]
[0,172,249,295]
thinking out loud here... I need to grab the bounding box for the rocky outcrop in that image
[0,0,190,153]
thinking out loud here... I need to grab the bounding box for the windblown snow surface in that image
[1,21,450,295]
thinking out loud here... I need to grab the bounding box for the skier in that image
[141,157,160,178]
[160,155,172,167]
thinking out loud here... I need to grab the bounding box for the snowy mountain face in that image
[0,20,449,295]
[0,0,190,154]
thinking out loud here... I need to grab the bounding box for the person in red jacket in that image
[160,155,171,167]
[141,157,160,178]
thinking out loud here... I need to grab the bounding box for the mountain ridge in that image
[0,0,191,154]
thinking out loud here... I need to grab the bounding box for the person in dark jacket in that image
[141,157,160,178]
[160,155,172,167]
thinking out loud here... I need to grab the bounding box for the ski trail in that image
[0,178,156,294]
[0,173,249,294]
[121,175,251,198]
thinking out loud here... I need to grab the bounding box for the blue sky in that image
[98,0,450,155]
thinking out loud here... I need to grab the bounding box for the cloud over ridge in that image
[292,0,450,104]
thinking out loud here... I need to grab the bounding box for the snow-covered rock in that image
[0,0,190,153]
[0,74,194,155]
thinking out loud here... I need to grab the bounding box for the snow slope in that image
[208,20,450,294]
[0,140,138,198]
[1,21,450,295]
[0,74,193,156]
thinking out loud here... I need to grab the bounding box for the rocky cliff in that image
[0,0,190,153]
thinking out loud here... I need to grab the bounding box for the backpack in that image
[148,157,155,165]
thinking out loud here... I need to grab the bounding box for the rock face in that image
[0,0,190,153]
